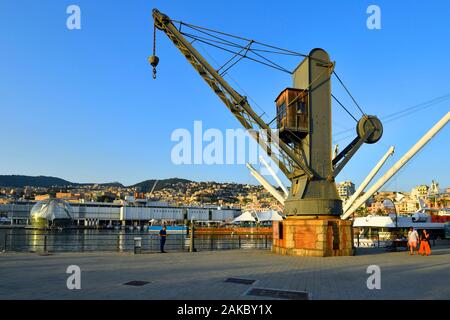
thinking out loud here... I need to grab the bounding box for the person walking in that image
[418,229,431,256]
[159,225,167,253]
[407,227,419,255]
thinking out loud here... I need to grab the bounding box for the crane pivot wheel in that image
[357,115,383,144]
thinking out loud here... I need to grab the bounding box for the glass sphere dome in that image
[30,198,73,228]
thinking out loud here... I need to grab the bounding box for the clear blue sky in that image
[0,0,449,191]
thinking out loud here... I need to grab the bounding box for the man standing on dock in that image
[159,225,167,253]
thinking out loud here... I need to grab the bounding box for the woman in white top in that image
[407,227,419,255]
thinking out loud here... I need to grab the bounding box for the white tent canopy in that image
[232,210,284,223]
[232,211,256,223]
[256,210,284,222]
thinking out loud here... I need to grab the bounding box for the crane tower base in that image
[272,217,353,257]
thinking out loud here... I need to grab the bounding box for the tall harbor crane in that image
[150,9,383,219]
[150,9,394,257]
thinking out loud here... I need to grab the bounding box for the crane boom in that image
[246,163,286,205]
[151,9,312,179]
[259,155,289,197]
[342,111,450,219]
[343,146,394,213]
[150,180,159,195]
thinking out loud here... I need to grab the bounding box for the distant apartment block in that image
[34,194,51,201]
[411,185,429,200]
[337,181,355,199]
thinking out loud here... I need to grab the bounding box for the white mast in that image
[342,111,450,219]
[259,156,289,197]
[246,163,286,205]
[343,146,395,213]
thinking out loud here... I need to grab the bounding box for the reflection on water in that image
[0,229,272,253]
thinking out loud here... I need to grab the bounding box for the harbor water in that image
[0,228,272,253]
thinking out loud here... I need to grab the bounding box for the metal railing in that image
[353,233,383,248]
[0,231,272,253]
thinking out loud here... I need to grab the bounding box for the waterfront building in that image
[30,198,73,228]
[396,199,418,214]
[337,181,355,199]
[411,185,429,200]
[0,200,241,227]
[35,194,51,201]
[428,180,440,197]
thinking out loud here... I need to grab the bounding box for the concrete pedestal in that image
[272,216,353,257]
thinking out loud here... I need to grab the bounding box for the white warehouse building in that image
[0,201,240,227]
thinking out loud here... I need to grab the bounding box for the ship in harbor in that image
[353,199,450,245]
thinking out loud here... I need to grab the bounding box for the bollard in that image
[3,233,7,252]
[378,234,380,248]
[117,235,120,252]
[189,224,196,252]
[134,237,142,254]
[210,235,213,251]
[181,232,184,251]
[43,235,48,253]
[265,234,268,249]
[357,233,360,248]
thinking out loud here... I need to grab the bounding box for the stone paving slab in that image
[0,247,449,300]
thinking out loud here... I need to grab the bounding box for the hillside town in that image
[337,180,450,215]
[0,177,448,215]
[0,178,279,212]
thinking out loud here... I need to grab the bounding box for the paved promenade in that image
[1,245,449,300]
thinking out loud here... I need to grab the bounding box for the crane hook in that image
[150,22,159,79]
[149,55,159,79]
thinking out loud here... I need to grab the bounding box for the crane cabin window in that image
[277,102,287,128]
